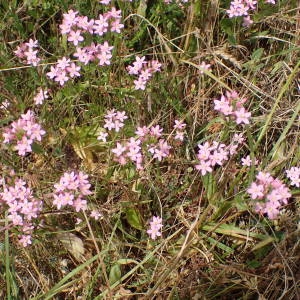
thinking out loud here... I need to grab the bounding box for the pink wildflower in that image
[33,88,49,105]
[3,110,45,156]
[198,61,211,74]
[147,216,162,240]
[53,171,92,212]
[286,167,300,187]
[247,172,291,219]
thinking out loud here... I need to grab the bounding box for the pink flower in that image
[235,107,251,124]
[76,16,94,33]
[98,41,114,54]
[103,109,127,132]
[73,47,91,64]
[54,70,69,86]
[90,210,102,220]
[232,133,244,144]
[3,110,45,156]
[214,91,251,125]
[247,172,291,219]
[214,95,233,116]
[243,16,253,27]
[97,51,112,66]
[197,142,212,160]
[241,155,258,166]
[53,171,92,212]
[198,61,211,74]
[133,56,146,70]
[67,62,81,78]
[63,10,79,26]
[247,182,264,199]
[105,7,122,19]
[263,202,280,219]
[60,22,72,35]
[150,125,163,137]
[150,60,162,72]
[26,39,38,48]
[1,177,42,247]
[286,167,300,187]
[33,88,49,105]
[174,131,185,141]
[68,30,84,46]
[93,15,109,36]
[19,235,32,247]
[57,57,71,69]
[147,216,162,240]
[135,126,149,138]
[174,120,186,130]
[110,20,124,33]
[134,77,147,90]
[195,160,213,175]
[47,66,59,79]
[97,131,108,142]
[14,39,40,66]
[128,56,162,90]
[112,142,127,157]
[73,197,87,212]
[256,172,273,185]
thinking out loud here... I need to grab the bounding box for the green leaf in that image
[109,264,121,285]
[125,207,143,230]
[246,259,261,269]
[116,258,139,265]
[202,223,270,240]
[137,0,147,17]
[251,48,264,61]
[31,142,44,154]
[200,233,234,255]
[220,18,233,35]
[233,194,248,211]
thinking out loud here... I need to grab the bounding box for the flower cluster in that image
[173,119,186,141]
[3,110,46,156]
[247,172,291,219]
[195,134,244,175]
[46,7,122,86]
[74,41,114,66]
[0,177,42,247]
[195,142,229,175]
[99,112,189,169]
[227,0,275,27]
[127,56,162,90]
[147,216,163,240]
[214,90,251,125]
[14,39,40,66]
[33,88,49,105]
[112,138,143,169]
[60,8,123,41]
[97,109,127,142]
[286,167,300,187]
[110,122,172,169]
[148,139,172,162]
[53,171,92,212]
[103,109,128,133]
[46,57,81,86]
